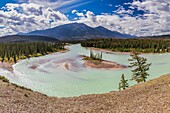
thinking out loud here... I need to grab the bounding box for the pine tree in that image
[1,50,5,63]
[128,51,151,83]
[119,74,129,90]
[100,52,102,60]
[13,54,17,63]
[90,50,94,58]
[6,50,10,61]
[118,83,121,91]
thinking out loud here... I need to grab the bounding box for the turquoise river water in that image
[1,44,170,97]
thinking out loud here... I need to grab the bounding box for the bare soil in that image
[84,60,127,70]
[0,73,170,113]
[0,61,14,71]
[87,47,130,55]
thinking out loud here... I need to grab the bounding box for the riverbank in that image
[0,61,14,71]
[87,47,130,54]
[87,47,170,55]
[0,73,169,112]
[0,49,69,71]
[83,56,127,70]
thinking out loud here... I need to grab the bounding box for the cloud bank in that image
[16,0,91,13]
[74,0,170,36]
[0,3,69,36]
[0,0,169,37]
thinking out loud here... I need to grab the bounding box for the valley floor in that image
[0,73,170,113]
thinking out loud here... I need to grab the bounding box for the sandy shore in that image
[59,49,69,53]
[0,49,69,71]
[87,47,131,55]
[0,61,14,71]
[84,59,127,70]
[87,47,170,55]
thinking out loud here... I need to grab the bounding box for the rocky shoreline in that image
[0,47,170,112]
[0,73,170,112]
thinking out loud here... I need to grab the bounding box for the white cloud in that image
[75,0,170,36]
[16,0,76,10]
[16,0,92,13]
[72,10,86,20]
[72,10,77,14]
[108,4,113,7]
[0,0,170,37]
[0,3,69,36]
[59,1,92,13]
[113,6,134,15]
[76,12,84,17]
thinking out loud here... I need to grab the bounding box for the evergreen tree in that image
[128,51,151,83]
[90,50,94,58]
[13,54,17,63]
[0,42,64,63]
[118,83,121,91]
[89,50,102,60]
[119,74,129,90]
[100,52,102,60]
[7,51,10,61]
[1,50,5,63]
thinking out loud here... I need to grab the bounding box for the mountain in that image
[25,23,135,40]
[0,35,59,42]
[94,26,134,38]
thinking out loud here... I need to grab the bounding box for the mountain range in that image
[24,23,135,40]
[0,23,169,42]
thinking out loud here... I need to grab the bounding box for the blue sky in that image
[0,0,169,37]
[0,0,134,14]
[0,0,13,7]
[0,0,145,19]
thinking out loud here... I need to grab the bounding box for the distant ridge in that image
[142,35,170,38]
[25,23,135,40]
[0,35,59,42]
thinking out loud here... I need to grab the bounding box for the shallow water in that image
[1,44,170,97]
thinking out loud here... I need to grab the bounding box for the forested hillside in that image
[81,38,170,53]
[0,42,64,63]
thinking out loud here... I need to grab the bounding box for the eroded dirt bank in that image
[0,73,170,113]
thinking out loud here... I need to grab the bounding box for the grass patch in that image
[0,76,9,83]
[83,55,102,65]
[11,83,32,91]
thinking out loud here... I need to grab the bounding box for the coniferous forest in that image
[81,38,170,53]
[0,42,64,63]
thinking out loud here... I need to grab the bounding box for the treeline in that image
[81,38,170,53]
[0,42,64,63]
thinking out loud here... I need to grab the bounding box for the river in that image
[1,44,170,97]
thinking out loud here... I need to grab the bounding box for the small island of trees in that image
[83,50,102,61]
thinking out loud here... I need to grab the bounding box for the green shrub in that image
[0,76,9,83]
[11,83,32,91]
